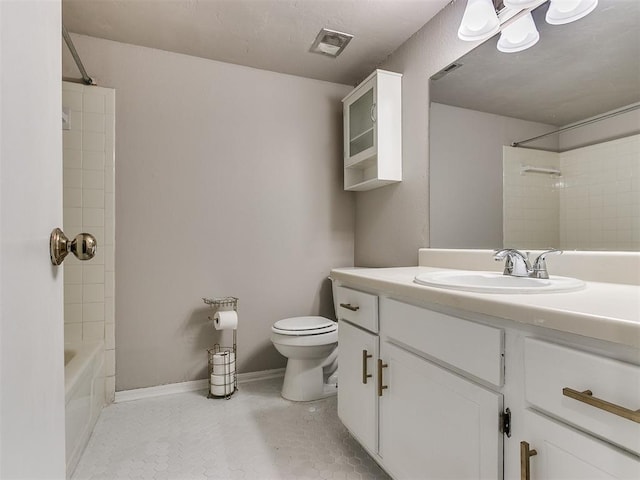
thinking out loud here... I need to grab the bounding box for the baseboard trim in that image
[114,368,285,403]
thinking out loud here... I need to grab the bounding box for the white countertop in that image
[331,266,640,349]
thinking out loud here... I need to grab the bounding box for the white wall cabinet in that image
[335,281,640,480]
[342,69,402,191]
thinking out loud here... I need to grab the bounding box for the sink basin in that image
[414,271,585,294]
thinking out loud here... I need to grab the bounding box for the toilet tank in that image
[331,277,339,319]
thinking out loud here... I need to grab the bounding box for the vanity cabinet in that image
[378,298,504,479]
[516,337,640,479]
[336,286,380,455]
[335,277,640,480]
[341,69,402,191]
[379,340,503,479]
[337,319,379,454]
[520,410,640,479]
[337,290,505,478]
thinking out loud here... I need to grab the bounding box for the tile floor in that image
[72,377,390,480]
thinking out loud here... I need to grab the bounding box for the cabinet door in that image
[379,341,503,480]
[343,76,376,166]
[520,410,640,480]
[337,320,379,454]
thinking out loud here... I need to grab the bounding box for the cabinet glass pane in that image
[350,131,374,158]
[349,89,374,156]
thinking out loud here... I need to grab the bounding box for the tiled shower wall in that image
[503,146,560,249]
[503,134,640,251]
[62,81,116,402]
[559,135,640,250]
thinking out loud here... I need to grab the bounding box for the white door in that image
[379,341,503,480]
[0,1,65,478]
[337,319,379,454]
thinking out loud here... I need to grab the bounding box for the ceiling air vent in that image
[310,28,353,58]
[431,62,464,81]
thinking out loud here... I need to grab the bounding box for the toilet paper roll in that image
[212,363,236,376]
[211,352,236,375]
[213,310,238,330]
[210,372,236,397]
[211,351,235,365]
[210,382,236,397]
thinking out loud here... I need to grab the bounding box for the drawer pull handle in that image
[563,387,640,423]
[362,350,373,384]
[378,359,388,397]
[340,303,360,312]
[520,441,537,480]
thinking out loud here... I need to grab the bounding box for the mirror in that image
[429,0,640,251]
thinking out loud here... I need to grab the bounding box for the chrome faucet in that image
[494,249,562,279]
[494,249,532,277]
[530,249,562,279]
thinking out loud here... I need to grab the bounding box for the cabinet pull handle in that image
[370,103,377,122]
[520,441,537,480]
[362,350,373,384]
[562,387,640,423]
[340,303,360,312]
[377,359,388,397]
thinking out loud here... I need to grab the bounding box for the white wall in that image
[560,106,640,151]
[63,34,353,390]
[429,103,557,249]
[1,1,66,477]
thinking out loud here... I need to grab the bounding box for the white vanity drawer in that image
[335,286,378,333]
[524,337,640,455]
[380,298,504,387]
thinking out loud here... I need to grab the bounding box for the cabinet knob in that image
[520,441,537,480]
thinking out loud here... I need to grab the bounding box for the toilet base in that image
[281,358,338,402]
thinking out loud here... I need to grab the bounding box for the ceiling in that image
[430,0,640,126]
[62,0,451,86]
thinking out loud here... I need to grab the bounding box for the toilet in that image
[271,284,339,401]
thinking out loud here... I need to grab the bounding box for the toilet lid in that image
[272,316,337,335]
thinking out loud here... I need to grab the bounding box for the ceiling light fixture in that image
[310,28,353,58]
[497,12,540,52]
[546,0,598,25]
[457,0,501,42]
[503,0,541,9]
[457,0,598,53]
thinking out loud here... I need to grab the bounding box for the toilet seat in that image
[272,316,337,336]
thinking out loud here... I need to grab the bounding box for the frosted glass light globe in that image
[458,0,501,42]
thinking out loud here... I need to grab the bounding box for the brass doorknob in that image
[50,228,97,265]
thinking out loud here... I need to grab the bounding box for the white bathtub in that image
[65,341,105,477]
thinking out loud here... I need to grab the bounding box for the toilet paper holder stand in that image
[204,296,238,399]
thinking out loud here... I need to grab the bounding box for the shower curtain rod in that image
[62,25,95,85]
[511,104,640,147]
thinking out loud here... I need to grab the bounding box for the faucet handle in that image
[532,249,562,279]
